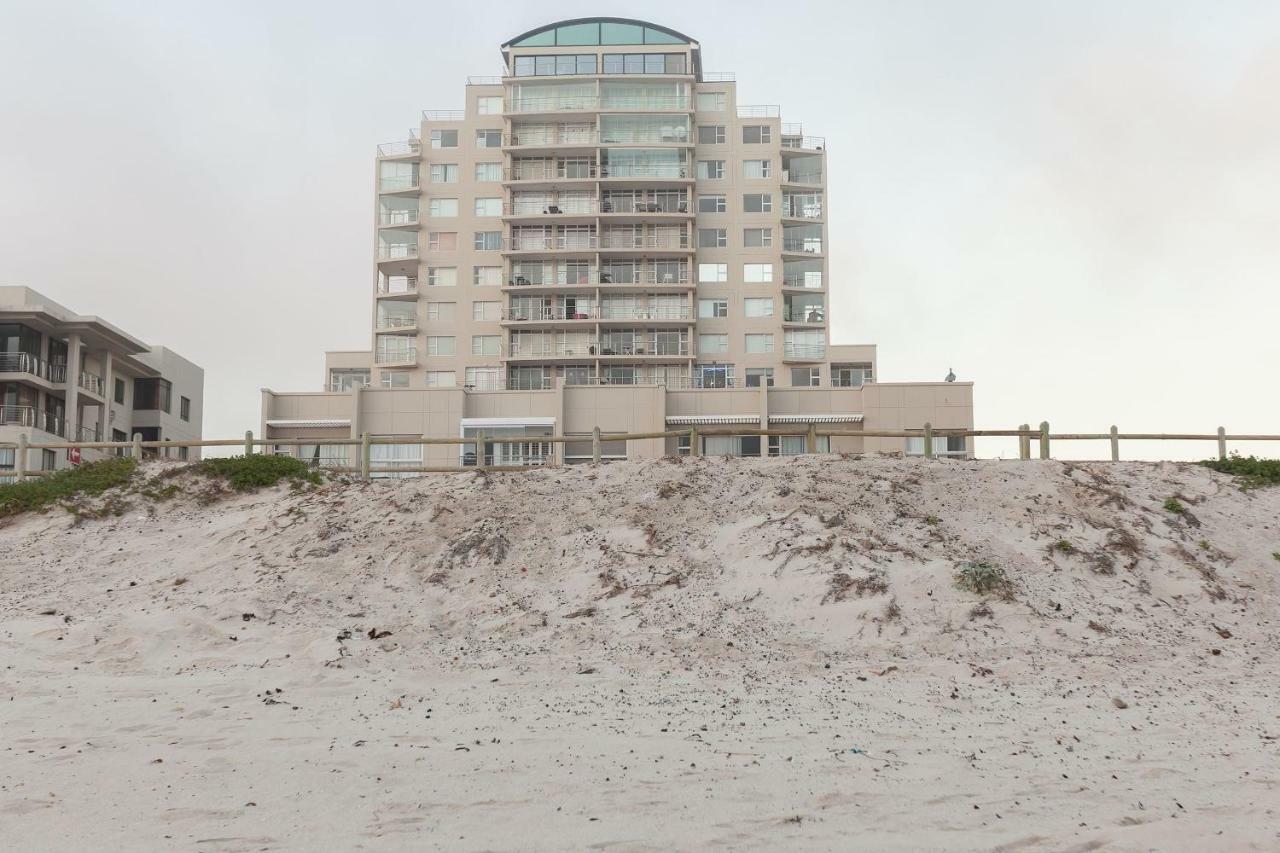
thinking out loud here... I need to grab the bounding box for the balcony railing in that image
[783,343,826,360]
[505,234,598,251]
[380,209,421,226]
[377,138,421,157]
[596,340,690,356]
[376,315,418,330]
[737,105,780,118]
[507,96,693,113]
[377,279,418,295]
[782,202,824,220]
[600,307,692,321]
[783,275,823,289]
[600,197,689,214]
[378,176,420,192]
[78,425,102,443]
[600,163,690,179]
[378,244,419,261]
[781,136,826,150]
[782,170,824,184]
[508,340,596,358]
[422,110,466,121]
[598,233,691,250]
[504,306,693,322]
[782,239,823,254]
[506,129,598,147]
[0,352,45,379]
[374,348,418,365]
[2,406,69,437]
[701,71,736,82]
[506,268,691,287]
[506,165,599,181]
[505,307,596,322]
[783,308,826,323]
[79,371,105,395]
[506,200,600,216]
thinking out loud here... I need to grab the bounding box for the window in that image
[697,194,726,213]
[465,366,502,390]
[477,96,503,115]
[471,335,501,356]
[426,301,455,321]
[696,160,725,180]
[600,53,685,75]
[698,263,727,283]
[474,198,502,217]
[426,232,457,251]
[743,159,772,179]
[699,334,728,354]
[329,368,370,391]
[516,53,598,76]
[425,336,456,356]
[745,333,774,353]
[698,228,727,248]
[832,364,874,387]
[743,193,772,213]
[180,396,191,421]
[744,297,774,318]
[697,125,726,144]
[744,263,773,283]
[473,266,502,286]
[179,446,189,461]
[429,164,458,183]
[427,266,457,287]
[425,370,457,388]
[791,367,820,387]
[742,125,772,144]
[113,377,125,404]
[473,231,501,250]
[472,301,501,321]
[380,371,410,388]
[744,227,773,248]
[476,129,502,148]
[745,367,774,387]
[428,198,458,217]
[133,378,172,413]
[698,298,728,318]
[695,92,726,112]
[430,129,458,148]
[475,162,502,182]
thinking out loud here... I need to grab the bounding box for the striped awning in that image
[665,414,761,425]
[769,414,864,424]
[265,419,351,429]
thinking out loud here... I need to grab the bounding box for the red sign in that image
[67,447,81,464]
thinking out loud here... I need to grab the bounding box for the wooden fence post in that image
[131,432,142,460]
[689,427,700,457]
[922,422,933,458]
[244,429,253,456]
[1018,424,1030,460]
[360,432,371,480]
[1110,425,1119,462]
[1217,426,1227,461]
[806,421,818,454]
[1039,421,1050,460]
[591,426,602,464]
[476,431,487,470]
[15,434,27,481]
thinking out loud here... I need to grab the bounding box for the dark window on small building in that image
[112,428,128,457]
[133,378,172,413]
[114,377,125,404]
[42,449,56,470]
[180,396,191,421]
[179,446,189,461]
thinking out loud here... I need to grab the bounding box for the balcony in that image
[504,234,598,252]
[0,406,66,437]
[782,238,823,256]
[782,169,824,186]
[504,164,599,183]
[782,343,826,361]
[505,127,599,149]
[378,176,421,194]
[377,277,418,297]
[374,347,418,366]
[507,339,596,359]
[379,209,421,227]
[781,136,826,151]
[782,307,825,324]
[600,195,690,215]
[596,335,691,357]
[599,163,691,181]
[78,371,105,396]
[377,135,422,157]
[781,199,823,220]
[598,233,692,251]
[377,244,419,262]
[375,315,418,331]
[599,306,693,322]
[504,200,600,221]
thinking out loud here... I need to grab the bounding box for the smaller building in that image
[0,286,204,478]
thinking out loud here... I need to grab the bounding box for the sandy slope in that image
[1,456,1278,852]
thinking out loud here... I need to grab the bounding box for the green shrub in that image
[1053,539,1075,554]
[1200,455,1280,489]
[195,454,321,491]
[0,457,137,518]
[955,561,1012,597]
[1163,497,1185,514]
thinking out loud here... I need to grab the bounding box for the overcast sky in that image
[2,0,1277,459]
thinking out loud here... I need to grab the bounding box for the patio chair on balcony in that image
[546,205,562,214]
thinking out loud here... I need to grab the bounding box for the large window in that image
[744,263,773,283]
[698,298,727,318]
[744,227,773,248]
[743,193,772,213]
[471,335,501,356]
[745,367,774,387]
[695,92,726,112]
[427,266,457,287]
[697,125,726,144]
[425,336,456,356]
[696,160,725,180]
[742,125,772,144]
[429,164,458,183]
[745,333,774,353]
[474,231,501,250]
[743,159,772,179]
[476,96,503,115]
[425,371,456,388]
[474,198,502,217]
[475,163,502,181]
[699,334,728,354]
[698,228,727,248]
[428,198,458,217]
[744,298,774,318]
[475,130,502,148]
[473,266,502,286]
[426,232,457,251]
[513,54,598,77]
[133,378,172,413]
[698,263,727,283]
[430,129,458,148]
[601,53,686,75]
[697,194,726,213]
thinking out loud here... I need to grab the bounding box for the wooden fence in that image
[3,421,1277,481]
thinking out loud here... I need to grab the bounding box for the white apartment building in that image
[0,286,204,477]
[262,18,973,466]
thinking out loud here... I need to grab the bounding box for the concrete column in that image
[98,350,114,441]
[757,379,769,457]
[65,333,82,442]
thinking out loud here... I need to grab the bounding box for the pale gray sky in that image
[2,0,1277,459]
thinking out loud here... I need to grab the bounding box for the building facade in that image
[0,286,204,478]
[262,18,973,467]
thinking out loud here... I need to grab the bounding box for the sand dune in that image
[1,456,1278,851]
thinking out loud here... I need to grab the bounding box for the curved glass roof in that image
[504,18,695,48]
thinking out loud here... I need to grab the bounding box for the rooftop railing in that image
[701,71,736,82]
[466,76,503,86]
[377,139,422,157]
[422,110,466,121]
[737,105,780,118]
[781,136,826,150]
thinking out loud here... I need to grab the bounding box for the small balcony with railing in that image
[377,274,418,298]
[782,192,824,222]
[598,228,691,253]
[374,336,418,367]
[505,158,599,186]
[504,193,599,224]
[377,231,420,271]
[505,124,599,152]
[783,294,826,326]
[379,198,421,229]
[599,159,691,183]
[504,228,598,255]
[782,224,823,257]
[378,163,420,194]
[507,332,596,361]
[783,260,823,290]
[780,123,826,152]
[502,297,597,325]
[596,330,691,358]
[782,153,824,186]
[600,190,690,218]
[0,352,63,384]
[376,131,422,159]
[0,405,66,437]
[376,302,418,332]
[78,371,105,397]
[782,332,827,362]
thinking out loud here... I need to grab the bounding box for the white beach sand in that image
[1,456,1278,851]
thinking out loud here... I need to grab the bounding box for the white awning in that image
[665,414,761,425]
[769,414,864,423]
[460,417,556,428]
[265,419,351,429]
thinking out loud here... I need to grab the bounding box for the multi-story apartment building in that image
[262,18,973,467]
[0,286,204,478]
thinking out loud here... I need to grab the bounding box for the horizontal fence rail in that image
[1,423,1276,482]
